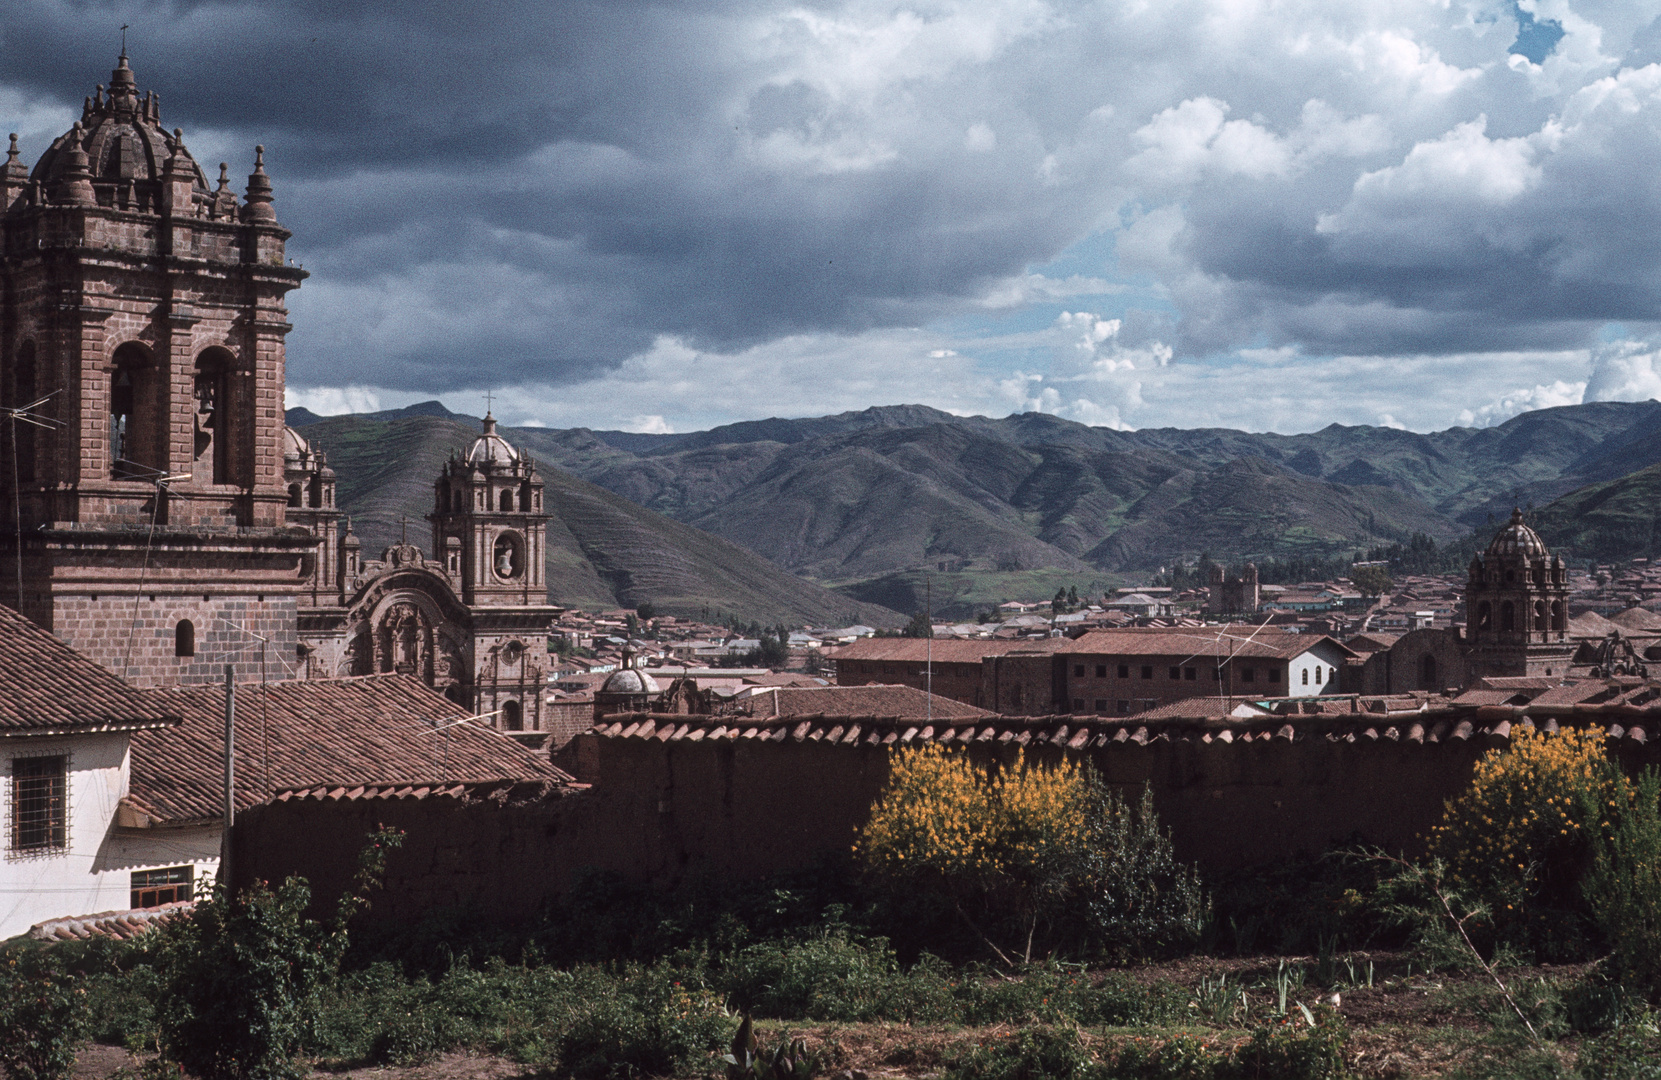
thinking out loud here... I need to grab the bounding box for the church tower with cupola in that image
[429,413,549,607]
[0,53,312,685]
[1465,508,1575,679]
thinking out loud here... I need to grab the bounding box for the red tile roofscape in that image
[126,675,572,826]
[0,604,178,735]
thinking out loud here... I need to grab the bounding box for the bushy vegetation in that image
[857,747,1205,965]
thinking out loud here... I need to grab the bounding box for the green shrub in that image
[1585,769,1661,998]
[552,966,728,1079]
[0,946,91,1080]
[721,932,955,1023]
[1082,787,1209,961]
[947,1027,1100,1080]
[1578,1015,1661,1080]
[1226,1010,1348,1080]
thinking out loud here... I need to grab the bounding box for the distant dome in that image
[31,54,209,195]
[465,414,519,467]
[600,667,660,696]
[1486,508,1550,559]
[281,426,310,462]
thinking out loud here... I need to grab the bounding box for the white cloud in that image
[1585,339,1661,403]
[1454,380,1588,427]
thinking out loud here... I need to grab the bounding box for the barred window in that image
[132,865,193,909]
[12,755,67,853]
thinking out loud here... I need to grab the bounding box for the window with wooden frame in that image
[131,865,193,908]
[10,754,68,854]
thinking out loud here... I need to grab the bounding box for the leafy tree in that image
[903,611,932,638]
[1584,769,1661,997]
[1067,586,1080,609]
[634,601,656,621]
[1351,565,1393,597]
[1051,588,1067,615]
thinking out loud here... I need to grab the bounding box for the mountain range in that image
[287,399,1661,618]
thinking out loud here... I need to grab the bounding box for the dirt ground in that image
[67,951,1605,1080]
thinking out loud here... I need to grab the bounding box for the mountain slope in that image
[292,399,1661,582]
[297,414,904,626]
[1532,463,1661,563]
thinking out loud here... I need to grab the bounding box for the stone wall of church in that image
[51,594,296,686]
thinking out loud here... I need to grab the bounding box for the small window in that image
[287,484,302,508]
[11,755,68,853]
[1094,699,1107,712]
[1140,665,1153,680]
[1314,666,1323,684]
[131,865,193,908]
[1118,664,1129,679]
[1095,664,1107,678]
[175,620,195,658]
[1242,667,1255,683]
[1140,699,1156,711]
[1268,668,1279,683]
[1169,666,1181,680]
[1073,664,1085,678]
[1302,668,1309,685]
[1184,667,1196,681]
[500,489,514,512]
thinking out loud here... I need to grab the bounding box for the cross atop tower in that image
[399,514,409,545]
[483,390,495,417]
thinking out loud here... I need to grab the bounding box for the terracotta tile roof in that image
[735,684,991,720]
[580,693,1661,751]
[1068,627,1356,661]
[29,902,193,942]
[0,605,178,735]
[826,638,1069,663]
[272,778,577,804]
[126,675,571,826]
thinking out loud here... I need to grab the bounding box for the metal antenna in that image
[4,390,61,614]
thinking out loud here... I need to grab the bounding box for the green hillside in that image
[1532,463,1661,564]
[298,414,904,626]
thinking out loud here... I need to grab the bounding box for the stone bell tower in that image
[424,414,558,729]
[1465,509,1575,679]
[0,53,313,684]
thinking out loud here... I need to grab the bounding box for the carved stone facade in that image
[1205,563,1260,616]
[291,418,562,733]
[0,53,311,685]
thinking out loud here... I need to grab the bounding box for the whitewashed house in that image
[0,606,182,940]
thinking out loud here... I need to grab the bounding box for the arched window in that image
[1301,668,1309,685]
[1552,600,1564,631]
[501,700,522,731]
[307,475,322,508]
[500,488,514,512]
[520,480,533,512]
[1501,601,1516,632]
[13,340,36,483]
[193,348,235,484]
[175,620,196,658]
[1534,600,1547,635]
[287,484,303,507]
[1478,602,1492,632]
[1314,666,1322,684]
[1419,654,1437,691]
[110,342,154,479]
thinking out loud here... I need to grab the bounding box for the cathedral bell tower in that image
[428,414,549,606]
[0,54,312,685]
[1465,509,1574,679]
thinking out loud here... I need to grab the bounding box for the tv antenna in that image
[4,390,62,613]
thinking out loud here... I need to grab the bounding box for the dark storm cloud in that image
[9,0,1661,401]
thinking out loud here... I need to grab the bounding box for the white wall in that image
[0,733,132,940]
[1,735,222,941]
[1289,642,1346,697]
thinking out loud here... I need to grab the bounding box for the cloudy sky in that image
[8,0,1661,434]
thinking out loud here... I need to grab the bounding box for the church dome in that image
[1486,508,1549,559]
[465,414,519,467]
[281,426,311,463]
[600,667,661,696]
[30,54,209,196]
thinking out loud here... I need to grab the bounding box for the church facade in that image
[0,56,559,732]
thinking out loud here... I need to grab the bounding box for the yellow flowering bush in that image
[1426,726,1632,955]
[857,747,1204,962]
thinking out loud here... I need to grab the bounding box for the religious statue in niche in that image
[494,533,522,579]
